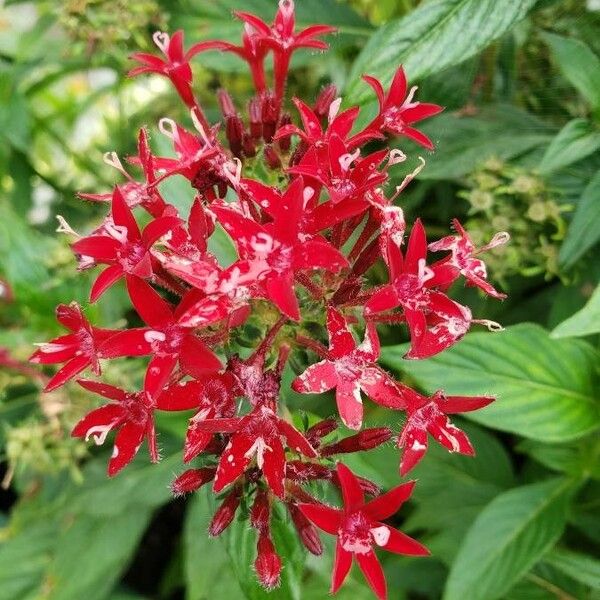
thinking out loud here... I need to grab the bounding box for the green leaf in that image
[552,282,600,338]
[415,105,552,180]
[443,478,573,600]
[542,548,600,590]
[538,119,600,174]
[346,0,537,104]
[542,32,600,111]
[184,490,243,600]
[380,324,600,443]
[559,169,600,267]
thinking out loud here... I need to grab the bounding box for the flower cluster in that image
[32,2,509,598]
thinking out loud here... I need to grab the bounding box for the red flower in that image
[129,30,225,107]
[293,307,404,429]
[235,0,335,103]
[193,404,317,499]
[395,385,494,475]
[299,463,429,600]
[428,219,509,299]
[71,187,181,301]
[72,379,158,476]
[101,276,221,397]
[366,220,473,359]
[211,193,348,320]
[157,372,239,462]
[361,66,443,150]
[30,303,115,392]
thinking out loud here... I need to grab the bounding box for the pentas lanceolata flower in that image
[32,2,510,598]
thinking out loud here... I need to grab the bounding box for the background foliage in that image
[0,0,599,599]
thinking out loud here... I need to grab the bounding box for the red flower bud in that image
[264,145,282,170]
[313,83,338,120]
[288,502,322,555]
[217,88,236,118]
[254,533,282,590]
[305,418,338,445]
[250,488,271,533]
[209,487,242,536]
[261,92,279,142]
[321,427,393,456]
[170,467,216,496]
[249,97,263,140]
[242,133,257,157]
[225,115,245,158]
[286,460,332,482]
[277,113,292,152]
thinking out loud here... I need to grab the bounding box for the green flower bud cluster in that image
[458,159,568,281]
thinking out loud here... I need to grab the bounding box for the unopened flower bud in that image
[171,467,216,496]
[286,460,332,482]
[277,113,292,152]
[332,470,380,497]
[249,97,263,140]
[264,145,282,170]
[217,88,236,118]
[209,486,242,536]
[225,115,245,158]
[255,533,282,590]
[288,502,322,555]
[305,418,338,446]
[242,133,257,157]
[321,427,393,456]
[261,92,279,142]
[313,83,337,120]
[250,488,271,533]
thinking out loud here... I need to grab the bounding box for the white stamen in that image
[105,222,129,243]
[152,31,170,54]
[103,151,131,180]
[244,437,272,469]
[474,319,504,332]
[190,108,212,145]
[303,186,315,207]
[328,97,342,124]
[370,525,391,547]
[222,158,243,187]
[339,149,360,172]
[401,85,419,109]
[56,215,79,237]
[388,149,407,165]
[480,231,510,252]
[159,118,179,144]
[85,424,114,445]
[392,156,426,200]
[144,330,166,343]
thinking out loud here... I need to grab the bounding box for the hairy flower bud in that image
[286,460,332,482]
[209,487,242,536]
[261,92,279,142]
[250,488,271,533]
[225,115,245,158]
[264,145,282,170]
[277,113,292,152]
[249,97,263,140]
[320,427,393,456]
[313,83,338,120]
[288,502,322,555]
[217,88,236,118]
[255,533,282,590]
[171,467,216,496]
[305,418,338,446]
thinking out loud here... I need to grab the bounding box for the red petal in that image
[156,380,203,411]
[108,421,146,476]
[402,103,444,123]
[265,272,300,321]
[356,550,387,600]
[90,264,123,302]
[126,275,173,327]
[179,334,222,378]
[298,503,342,535]
[327,307,356,358]
[380,527,430,557]
[359,367,405,409]
[71,404,125,438]
[99,328,152,358]
[56,303,84,331]
[365,286,399,315]
[293,98,323,140]
[278,419,318,458]
[292,360,338,394]
[72,236,120,261]
[387,66,408,106]
[293,237,346,273]
[44,355,90,392]
[213,433,254,493]
[77,379,128,401]
[405,219,427,274]
[364,481,415,521]
[362,75,385,108]
[183,425,213,462]
[428,413,474,455]
[336,463,364,511]
[261,437,286,499]
[111,187,140,240]
[142,216,182,247]
[442,395,495,414]
[144,353,177,398]
[330,106,360,141]
[335,379,364,431]
[355,321,380,362]
[331,540,353,594]
[398,423,428,476]
[402,126,435,150]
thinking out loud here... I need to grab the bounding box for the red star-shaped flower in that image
[101,276,222,396]
[361,66,443,150]
[428,219,509,299]
[395,384,494,475]
[30,303,116,392]
[292,307,404,429]
[299,463,429,600]
[365,220,473,359]
[72,379,159,476]
[71,187,181,301]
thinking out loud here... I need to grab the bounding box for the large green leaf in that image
[538,119,600,174]
[380,324,600,442]
[543,548,600,590]
[542,32,600,111]
[559,169,600,268]
[415,105,552,180]
[552,282,600,338]
[346,0,537,104]
[443,478,573,600]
